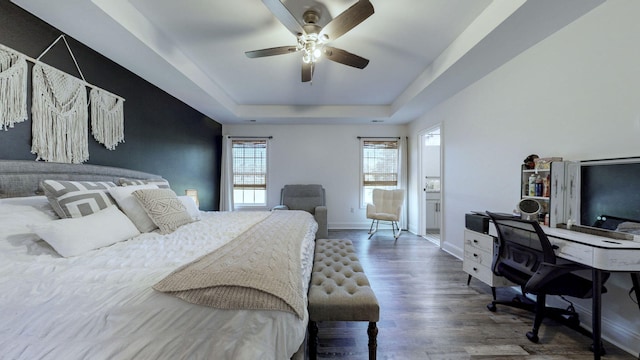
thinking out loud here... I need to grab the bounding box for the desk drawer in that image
[464,229,513,287]
[464,246,493,267]
[463,261,494,285]
[464,261,513,287]
[464,229,495,253]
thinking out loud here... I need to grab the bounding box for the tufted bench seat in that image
[308,238,379,360]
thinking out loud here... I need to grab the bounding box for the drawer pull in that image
[473,239,479,244]
[473,267,478,272]
[473,253,479,258]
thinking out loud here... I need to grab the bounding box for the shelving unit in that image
[520,157,563,225]
[521,166,551,220]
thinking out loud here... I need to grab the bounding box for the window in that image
[232,139,267,207]
[361,139,399,206]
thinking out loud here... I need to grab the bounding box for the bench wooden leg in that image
[308,321,318,360]
[368,321,378,360]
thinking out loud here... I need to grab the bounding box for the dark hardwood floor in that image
[313,229,636,360]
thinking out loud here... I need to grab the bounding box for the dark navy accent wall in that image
[0,1,222,210]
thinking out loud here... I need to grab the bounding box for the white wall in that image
[222,124,407,229]
[407,0,640,355]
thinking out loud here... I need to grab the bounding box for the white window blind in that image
[361,139,399,205]
[363,140,399,186]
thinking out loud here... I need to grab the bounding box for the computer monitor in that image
[579,157,640,229]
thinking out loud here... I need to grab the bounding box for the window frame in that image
[359,138,400,208]
[231,138,269,209]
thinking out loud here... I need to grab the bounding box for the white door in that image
[419,126,442,242]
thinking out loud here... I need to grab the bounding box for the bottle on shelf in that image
[535,175,543,197]
[528,173,536,196]
[543,175,550,197]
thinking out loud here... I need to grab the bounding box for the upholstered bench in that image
[308,238,380,360]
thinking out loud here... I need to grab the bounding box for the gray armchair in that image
[273,184,328,239]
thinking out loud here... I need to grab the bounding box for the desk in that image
[541,226,640,360]
[473,215,640,359]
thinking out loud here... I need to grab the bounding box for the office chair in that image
[485,212,609,344]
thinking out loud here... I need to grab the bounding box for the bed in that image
[0,160,317,360]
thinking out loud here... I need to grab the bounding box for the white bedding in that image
[0,198,317,360]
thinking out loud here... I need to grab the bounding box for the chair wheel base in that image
[526,331,539,343]
[487,303,497,312]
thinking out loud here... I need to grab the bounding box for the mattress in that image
[0,197,317,360]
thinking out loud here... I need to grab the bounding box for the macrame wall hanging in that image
[0,36,126,163]
[0,44,28,131]
[90,88,124,150]
[31,62,89,163]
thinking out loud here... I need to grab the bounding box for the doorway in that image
[418,126,442,246]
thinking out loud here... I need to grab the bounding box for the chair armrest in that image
[314,205,327,218]
[272,205,289,211]
[366,203,375,218]
[524,262,590,294]
[314,206,328,239]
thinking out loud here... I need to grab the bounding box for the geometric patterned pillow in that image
[41,180,117,218]
[132,188,194,234]
[119,177,170,189]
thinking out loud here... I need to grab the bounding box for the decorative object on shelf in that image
[31,62,88,163]
[90,88,124,150]
[0,44,28,131]
[534,157,563,170]
[523,154,539,169]
[518,198,541,221]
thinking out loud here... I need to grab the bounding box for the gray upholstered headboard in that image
[0,160,164,198]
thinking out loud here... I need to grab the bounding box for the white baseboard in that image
[442,242,463,260]
[328,222,371,230]
[329,222,413,231]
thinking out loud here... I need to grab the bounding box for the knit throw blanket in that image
[153,210,313,319]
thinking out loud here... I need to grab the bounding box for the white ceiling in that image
[12,0,605,125]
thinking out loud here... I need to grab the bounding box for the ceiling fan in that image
[245,0,375,82]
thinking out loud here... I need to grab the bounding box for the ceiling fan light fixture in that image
[313,47,322,60]
[246,0,375,81]
[301,40,322,64]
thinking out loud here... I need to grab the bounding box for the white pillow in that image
[28,205,140,257]
[178,195,200,220]
[0,196,58,218]
[0,204,58,253]
[108,184,159,233]
[0,195,48,206]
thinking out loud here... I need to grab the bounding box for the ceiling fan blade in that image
[245,45,298,58]
[301,62,313,82]
[319,1,374,42]
[262,0,305,36]
[323,46,369,69]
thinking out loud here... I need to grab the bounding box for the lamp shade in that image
[185,189,199,208]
